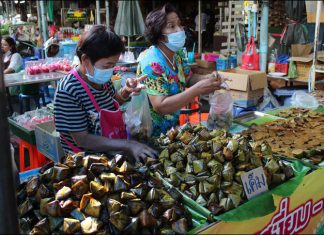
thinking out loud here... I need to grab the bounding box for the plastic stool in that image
[19,140,38,172]
[19,91,46,114]
[36,151,50,166]
[179,97,201,125]
[19,140,49,172]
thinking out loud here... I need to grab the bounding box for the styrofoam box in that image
[35,120,64,162]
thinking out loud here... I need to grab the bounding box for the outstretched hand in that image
[124,74,148,96]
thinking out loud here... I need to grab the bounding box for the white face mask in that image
[163,30,186,52]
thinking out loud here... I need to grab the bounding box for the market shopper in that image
[137,4,222,136]
[54,25,157,162]
[2,36,24,114]
[1,36,23,74]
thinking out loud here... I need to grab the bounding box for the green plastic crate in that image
[8,117,36,144]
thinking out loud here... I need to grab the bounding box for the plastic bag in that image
[207,91,233,130]
[288,60,298,79]
[241,37,260,71]
[291,91,319,109]
[258,87,281,112]
[123,91,153,140]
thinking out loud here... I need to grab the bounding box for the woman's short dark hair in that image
[3,36,17,53]
[144,3,179,45]
[76,25,125,64]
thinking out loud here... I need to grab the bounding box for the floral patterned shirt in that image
[137,46,192,136]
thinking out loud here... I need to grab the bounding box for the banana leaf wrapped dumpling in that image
[63,218,81,234]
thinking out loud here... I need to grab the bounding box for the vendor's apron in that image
[62,70,127,153]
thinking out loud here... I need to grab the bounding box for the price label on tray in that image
[241,166,269,200]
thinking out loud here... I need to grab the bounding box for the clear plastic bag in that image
[207,90,233,130]
[291,90,319,109]
[123,91,153,140]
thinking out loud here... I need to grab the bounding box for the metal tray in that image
[234,111,282,127]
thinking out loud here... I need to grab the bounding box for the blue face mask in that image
[86,66,114,85]
[164,30,186,52]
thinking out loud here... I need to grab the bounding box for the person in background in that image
[2,36,23,74]
[137,4,221,136]
[2,36,24,114]
[48,21,59,38]
[195,9,210,49]
[54,25,157,162]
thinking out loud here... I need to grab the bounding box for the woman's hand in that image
[122,74,148,97]
[192,73,222,95]
[126,140,158,163]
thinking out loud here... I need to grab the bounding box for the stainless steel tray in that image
[234,111,282,126]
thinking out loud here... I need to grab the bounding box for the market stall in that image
[1,1,323,234]
[12,105,323,234]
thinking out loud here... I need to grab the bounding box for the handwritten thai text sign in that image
[241,166,269,200]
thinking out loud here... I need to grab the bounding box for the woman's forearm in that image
[70,131,132,153]
[187,73,210,87]
[4,68,15,74]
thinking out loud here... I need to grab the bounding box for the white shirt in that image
[4,51,23,72]
[195,13,210,32]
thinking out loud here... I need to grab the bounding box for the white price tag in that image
[241,166,269,200]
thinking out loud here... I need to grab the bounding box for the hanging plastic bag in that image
[123,90,153,140]
[291,91,319,109]
[258,87,281,111]
[207,90,233,131]
[241,37,260,71]
[288,59,298,79]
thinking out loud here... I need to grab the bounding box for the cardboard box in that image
[218,68,267,107]
[290,44,324,81]
[230,89,264,107]
[196,59,216,69]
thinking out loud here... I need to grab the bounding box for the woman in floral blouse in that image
[137,4,221,136]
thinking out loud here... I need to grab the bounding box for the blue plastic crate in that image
[19,168,40,183]
[216,58,229,71]
[229,55,237,68]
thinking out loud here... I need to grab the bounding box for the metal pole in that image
[0,35,19,235]
[310,0,322,92]
[259,0,269,72]
[227,1,232,53]
[198,0,202,54]
[96,0,101,25]
[36,0,42,40]
[105,0,110,28]
[40,0,48,42]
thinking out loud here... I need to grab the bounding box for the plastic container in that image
[216,57,229,71]
[8,117,36,144]
[35,120,64,162]
[275,63,289,75]
[229,55,237,68]
[19,168,41,183]
[188,52,195,64]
